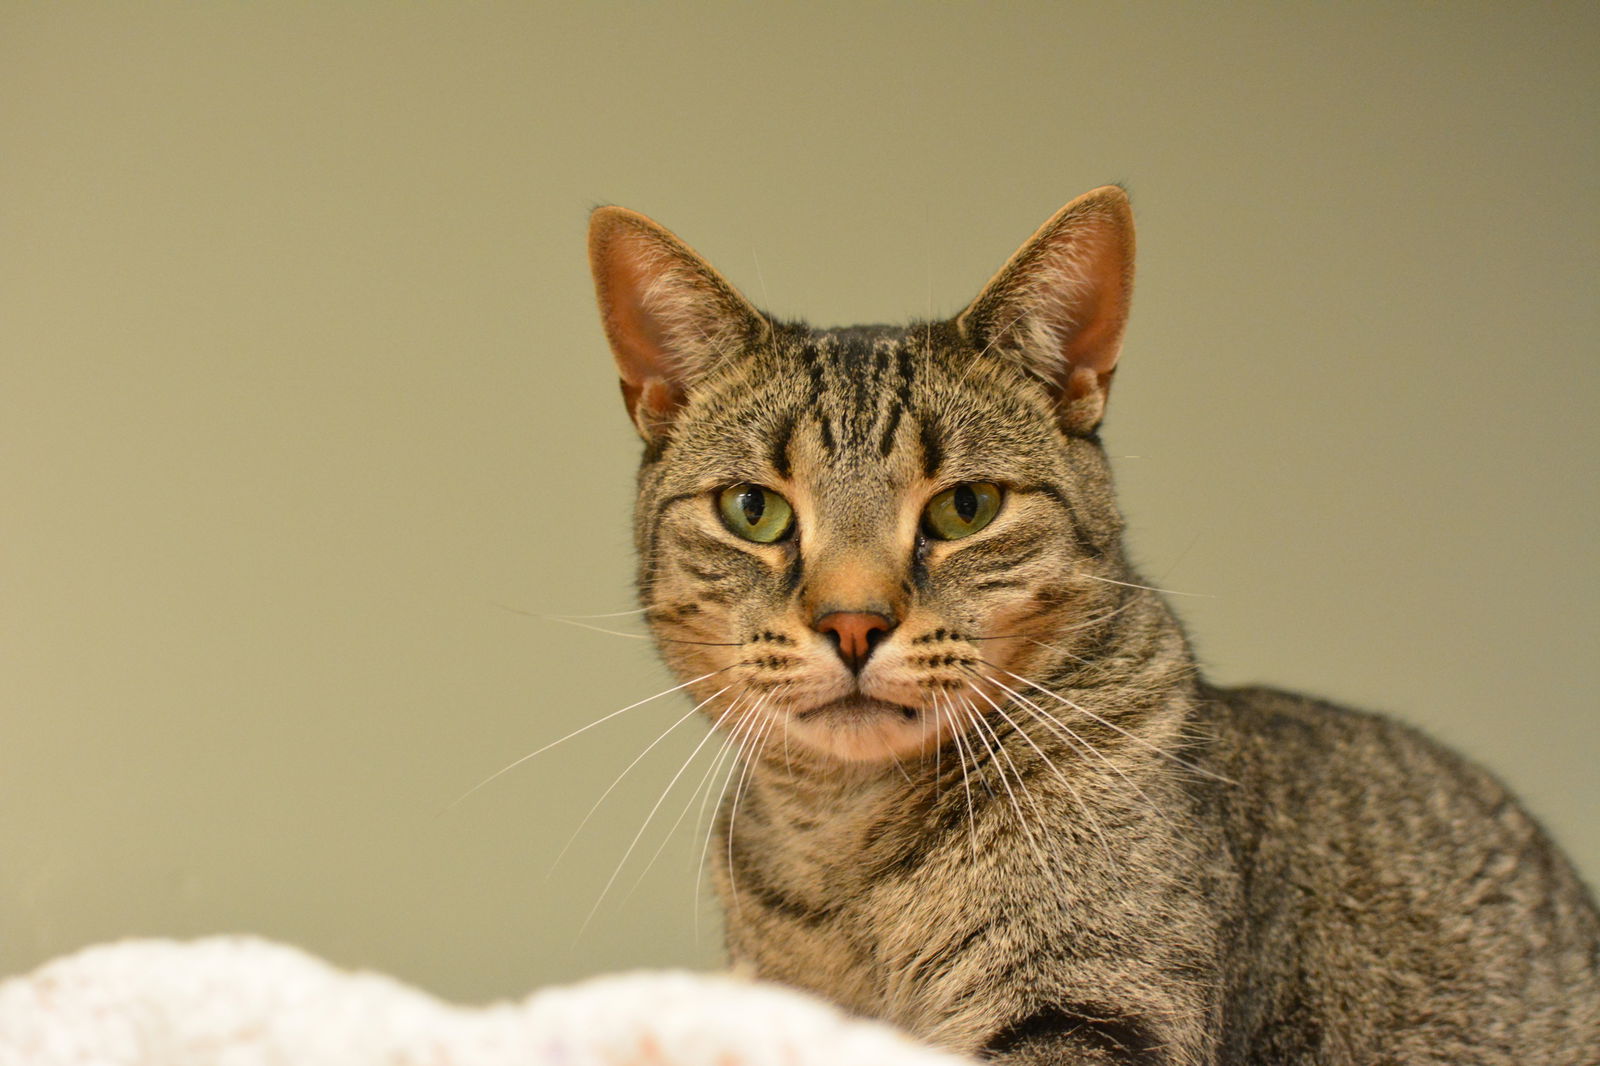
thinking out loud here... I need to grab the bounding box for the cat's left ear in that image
[956,186,1135,435]
[588,207,767,443]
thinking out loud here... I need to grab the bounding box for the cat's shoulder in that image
[1202,682,1502,797]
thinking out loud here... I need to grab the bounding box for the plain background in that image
[4,3,1596,1003]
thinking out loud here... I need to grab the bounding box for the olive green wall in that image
[4,3,1595,1002]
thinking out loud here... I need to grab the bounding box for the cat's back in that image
[1201,685,1600,1062]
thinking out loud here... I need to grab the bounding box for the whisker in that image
[981,670,1165,821]
[1020,635,1095,668]
[965,598,1141,646]
[958,692,1058,881]
[547,685,732,877]
[442,665,737,811]
[781,697,795,777]
[887,742,915,786]
[986,663,1237,786]
[694,695,774,930]
[578,693,749,935]
[692,707,753,940]
[751,247,773,311]
[671,703,742,870]
[1075,573,1215,599]
[951,694,998,804]
[722,703,780,920]
[935,691,982,864]
[543,606,653,619]
[546,615,740,646]
[492,603,645,638]
[494,602,744,646]
[619,698,744,903]
[994,675,1175,862]
[964,673,1119,874]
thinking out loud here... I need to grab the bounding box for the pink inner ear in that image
[589,206,766,439]
[617,374,681,440]
[1034,214,1131,380]
[957,187,1134,401]
[601,233,679,389]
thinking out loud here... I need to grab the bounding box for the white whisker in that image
[443,666,734,811]
[548,685,732,877]
[579,692,747,935]
[620,698,744,902]
[692,709,751,941]
[961,689,1062,883]
[990,664,1236,786]
[722,703,780,920]
[983,671,1164,823]
[967,676,1119,874]
[535,615,654,640]
[546,606,653,619]
[936,691,982,863]
[1076,573,1214,599]
[957,694,1053,881]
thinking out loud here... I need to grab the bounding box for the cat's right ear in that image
[587,207,766,442]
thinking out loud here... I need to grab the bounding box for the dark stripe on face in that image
[643,490,704,593]
[781,550,804,594]
[1033,483,1104,558]
[770,411,795,479]
[919,414,943,477]
[946,528,1051,571]
[667,527,761,570]
[680,562,730,583]
[804,348,826,404]
[818,414,836,454]
[877,402,903,457]
[651,490,700,529]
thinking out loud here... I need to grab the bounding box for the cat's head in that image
[588,188,1136,765]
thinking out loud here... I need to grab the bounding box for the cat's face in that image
[589,189,1135,764]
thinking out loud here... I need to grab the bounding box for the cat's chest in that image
[719,771,1035,1028]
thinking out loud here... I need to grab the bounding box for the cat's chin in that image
[786,696,941,764]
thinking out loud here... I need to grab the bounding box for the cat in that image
[583,186,1600,1064]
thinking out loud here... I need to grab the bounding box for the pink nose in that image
[813,611,895,671]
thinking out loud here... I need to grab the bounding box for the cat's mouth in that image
[793,696,919,723]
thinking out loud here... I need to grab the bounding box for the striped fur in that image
[586,190,1600,1064]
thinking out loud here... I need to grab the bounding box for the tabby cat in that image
[584,187,1600,1064]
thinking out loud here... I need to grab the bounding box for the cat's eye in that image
[922,482,1003,540]
[717,484,795,543]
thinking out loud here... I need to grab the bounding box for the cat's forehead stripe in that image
[797,328,924,469]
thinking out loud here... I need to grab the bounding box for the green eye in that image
[922,482,1003,540]
[717,484,795,543]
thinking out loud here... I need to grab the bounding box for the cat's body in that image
[721,676,1599,1063]
[585,189,1600,1063]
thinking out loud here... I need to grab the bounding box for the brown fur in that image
[585,188,1600,1064]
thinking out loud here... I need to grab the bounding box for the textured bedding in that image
[0,937,967,1066]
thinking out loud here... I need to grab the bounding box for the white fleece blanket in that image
[0,937,968,1066]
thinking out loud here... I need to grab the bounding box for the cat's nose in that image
[813,611,896,672]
